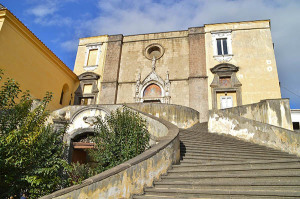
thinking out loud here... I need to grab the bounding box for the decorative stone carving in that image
[83,116,98,126]
[134,70,171,103]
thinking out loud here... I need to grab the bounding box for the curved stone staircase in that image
[133,123,300,198]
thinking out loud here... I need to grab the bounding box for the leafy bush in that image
[0,71,68,198]
[67,162,96,185]
[89,107,150,172]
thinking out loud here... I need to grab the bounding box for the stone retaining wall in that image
[220,99,292,130]
[209,103,300,156]
[126,103,199,128]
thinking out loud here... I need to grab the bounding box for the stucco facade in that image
[73,20,281,122]
[0,8,79,110]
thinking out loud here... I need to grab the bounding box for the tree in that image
[89,107,150,173]
[0,70,68,198]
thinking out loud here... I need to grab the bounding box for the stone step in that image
[179,145,294,156]
[180,159,246,164]
[179,156,273,163]
[180,140,271,147]
[159,176,300,184]
[170,162,300,172]
[180,143,278,151]
[133,194,296,199]
[164,168,300,178]
[173,158,300,167]
[147,185,300,193]
[140,187,300,197]
[181,153,294,160]
[179,136,249,141]
[180,150,294,159]
[155,177,300,186]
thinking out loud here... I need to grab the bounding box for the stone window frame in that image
[211,30,233,62]
[74,72,100,105]
[83,43,102,71]
[144,43,165,60]
[210,63,242,109]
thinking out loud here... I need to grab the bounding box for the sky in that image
[1,0,300,108]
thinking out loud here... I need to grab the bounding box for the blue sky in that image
[1,0,300,108]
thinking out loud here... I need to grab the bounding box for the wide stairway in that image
[133,123,300,198]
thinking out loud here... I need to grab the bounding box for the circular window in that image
[144,44,164,60]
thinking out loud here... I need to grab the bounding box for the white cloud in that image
[61,39,79,52]
[26,0,74,26]
[27,4,57,18]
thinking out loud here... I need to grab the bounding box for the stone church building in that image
[73,20,281,122]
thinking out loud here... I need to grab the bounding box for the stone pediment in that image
[211,63,239,74]
[142,71,165,86]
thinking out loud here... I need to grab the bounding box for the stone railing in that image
[219,99,293,130]
[126,103,199,128]
[41,106,180,199]
[208,99,300,156]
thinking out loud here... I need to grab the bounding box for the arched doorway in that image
[71,131,95,164]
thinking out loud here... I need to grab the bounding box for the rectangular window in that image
[83,84,93,94]
[217,38,228,55]
[87,49,98,66]
[220,96,233,109]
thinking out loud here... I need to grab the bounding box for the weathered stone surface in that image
[126,103,199,129]
[220,99,292,130]
[99,35,123,104]
[208,101,300,156]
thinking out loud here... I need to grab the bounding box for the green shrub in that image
[67,162,96,185]
[0,70,68,199]
[89,106,150,173]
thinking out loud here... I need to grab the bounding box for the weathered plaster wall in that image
[126,103,199,129]
[43,105,180,199]
[208,109,300,156]
[221,99,292,130]
[205,20,281,109]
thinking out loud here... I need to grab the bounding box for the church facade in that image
[73,20,281,122]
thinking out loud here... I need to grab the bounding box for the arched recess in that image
[141,82,164,103]
[210,63,242,109]
[68,128,95,164]
[135,71,170,103]
[64,107,109,163]
[59,84,70,106]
